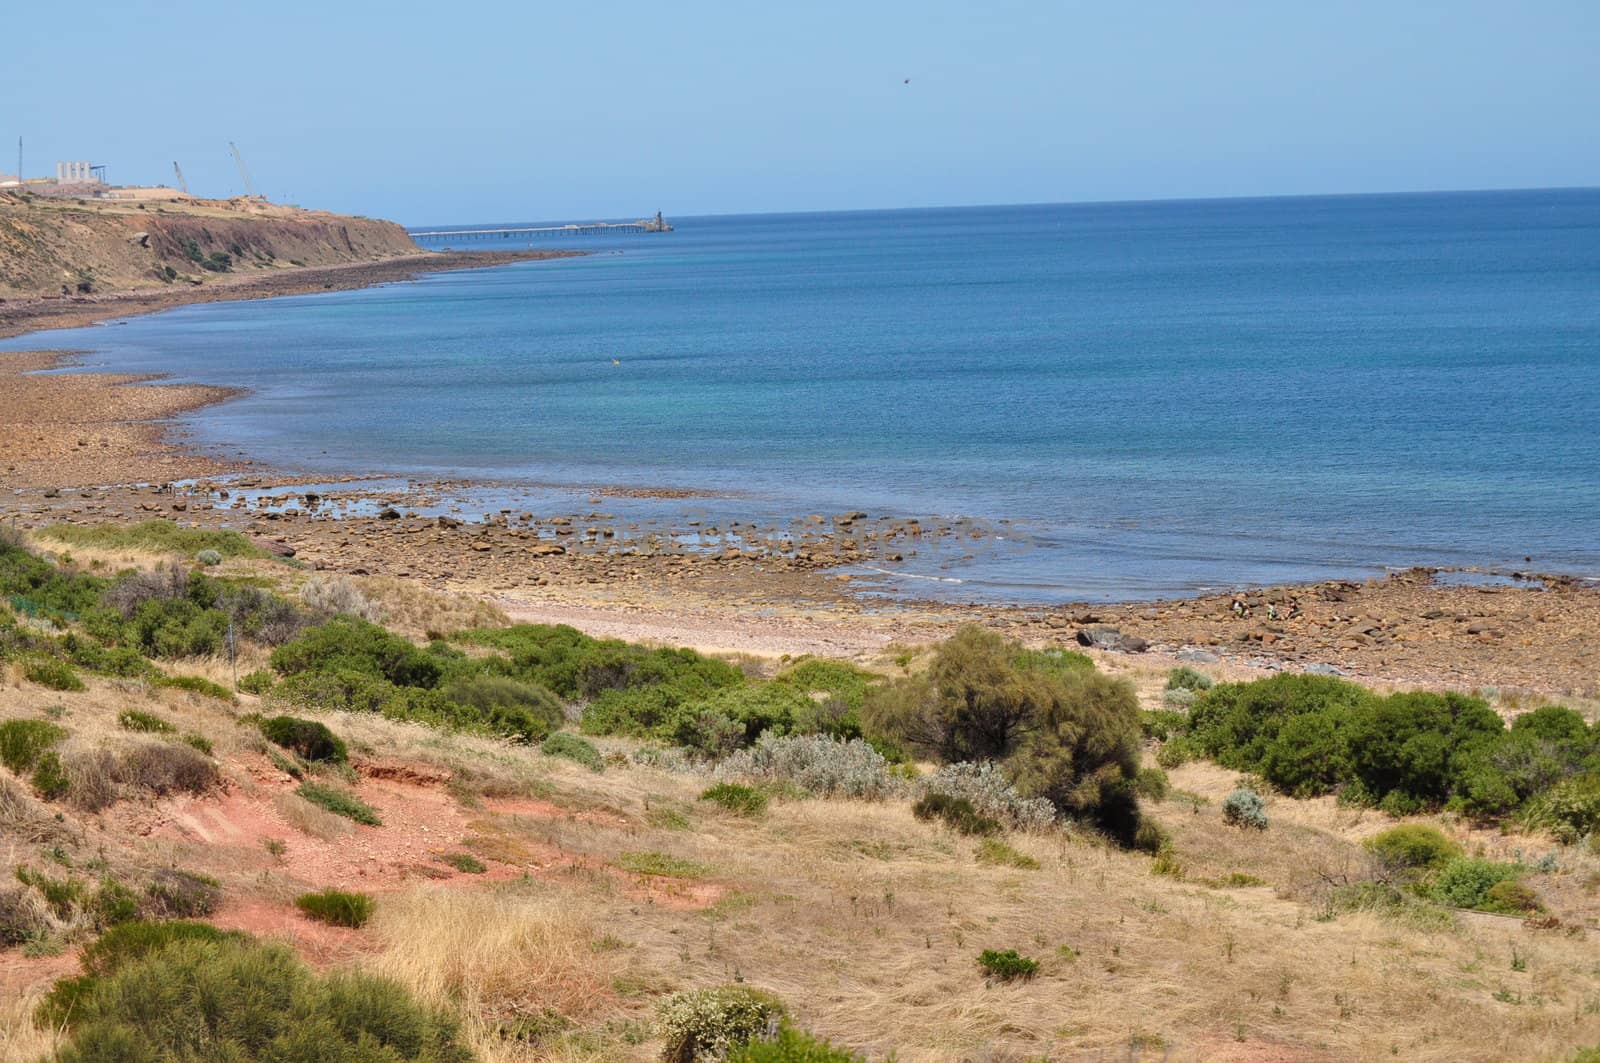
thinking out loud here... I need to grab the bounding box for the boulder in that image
[1075,625,1148,653]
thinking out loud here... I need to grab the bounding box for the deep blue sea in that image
[8,190,1599,602]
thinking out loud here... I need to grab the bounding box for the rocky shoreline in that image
[4,471,1597,702]
[2,251,1597,705]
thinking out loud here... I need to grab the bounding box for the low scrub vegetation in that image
[259,714,348,764]
[715,733,898,799]
[657,985,786,1063]
[864,626,1145,845]
[913,793,1002,836]
[617,851,708,879]
[37,519,262,560]
[728,1026,865,1062]
[38,922,471,1061]
[701,782,769,816]
[142,870,221,918]
[441,852,485,874]
[541,731,604,771]
[977,948,1039,982]
[116,710,173,734]
[295,782,381,826]
[1222,787,1269,830]
[295,888,375,928]
[1154,673,1600,830]
[0,719,67,773]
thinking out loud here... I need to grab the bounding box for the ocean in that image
[8,189,1599,602]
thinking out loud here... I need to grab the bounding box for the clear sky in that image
[8,1,1597,224]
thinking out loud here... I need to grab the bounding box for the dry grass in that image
[5,652,1600,1061]
[367,885,620,1050]
[272,790,355,841]
[355,576,509,636]
[0,987,63,1063]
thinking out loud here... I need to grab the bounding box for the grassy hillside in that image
[2,522,1599,1062]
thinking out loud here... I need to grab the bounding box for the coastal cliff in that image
[0,191,423,298]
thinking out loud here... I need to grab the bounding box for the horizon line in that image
[404,182,1600,231]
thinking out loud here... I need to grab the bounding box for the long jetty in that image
[409,214,672,241]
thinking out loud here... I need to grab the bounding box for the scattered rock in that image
[1075,625,1148,653]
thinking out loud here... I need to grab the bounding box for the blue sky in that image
[8,1,1596,224]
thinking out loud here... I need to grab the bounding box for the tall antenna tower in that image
[172,161,189,195]
[228,141,258,198]
[16,137,21,184]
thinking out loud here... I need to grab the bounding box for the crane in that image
[228,141,258,199]
[172,161,189,196]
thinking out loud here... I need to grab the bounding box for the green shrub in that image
[977,948,1039,982]
[31,752,70,800]
[295,888,375,928]
[1156,735,1201,769]
[117,709,174,734]
[239,669,276,695]
[1,537,109,625]
[16,866,87,919]
[728,1027,865,1062]
[657,985,786,1063]
[36,921,248,1027]
[143,869,221,918]
[1483,880,1542,915]
[438,674,564,742]
[271,616,444,689]
[260,715,348,763]
[0,718,67,772]
[442,852,485,874]
[195,549,223,567]
[1188,674,1521,814]
[866,626,1145,845]
[1425,857,1524,911]
[156,673,236,701]
[1327,881,1458,931]
[181,733,214,756]
[542,731,604,772]
[86,879,139,929]
[296,782,382,826]
[617,851,707,879]
[1134,767,1170,801]
[40,931,471,1061]
[975,838,1040,869]
[913,793,1002,836]
[1522,773,1600,843]
[1141,709,1188,741]
[1222,788,1268,830]
[458,623,742,704]
[701,783,768,816]
[23,656,85,691]
[1166,666,1213,692]
[775,658,878,711]
[1363,824,1462,875]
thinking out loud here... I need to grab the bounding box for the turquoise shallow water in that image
[7,190,1599,602]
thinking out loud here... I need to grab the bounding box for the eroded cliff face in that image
[0,193,422,298]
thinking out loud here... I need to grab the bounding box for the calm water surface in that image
[7,190,1598,601]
